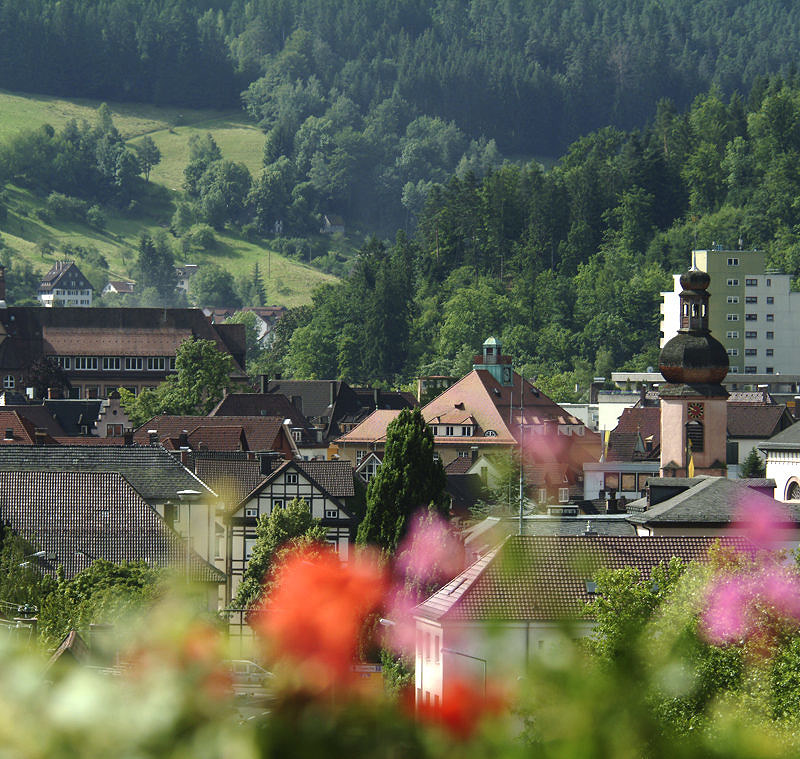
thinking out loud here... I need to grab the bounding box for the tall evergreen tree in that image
[356,408,449,553]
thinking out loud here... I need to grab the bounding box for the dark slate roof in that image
[208,393,317,443]
[38,261,92,293]
[522,516,637,537]
[627,477,799,525]
[351,388,418,411]
[727,405,794,438]
[294,460,355,498]
[43,400,103,436]
[192,454,266,504]
[446,473,486,515]
[0,445,214,503]
[0,405,66,436]
[759,418,800,450]
[0,471,223,582]
[416,535,748,622]
[264,379,364,436]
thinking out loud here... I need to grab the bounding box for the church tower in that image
[658,267,729,477]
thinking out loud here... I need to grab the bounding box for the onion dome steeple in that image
[658,266,729,386]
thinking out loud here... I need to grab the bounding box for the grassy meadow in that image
[0,89,340,307]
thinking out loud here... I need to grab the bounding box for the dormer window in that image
[461,426,473,436]
[484,430,497,437]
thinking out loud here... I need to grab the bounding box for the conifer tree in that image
[356,408,449,553]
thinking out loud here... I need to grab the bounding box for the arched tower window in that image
[686,420,704,453]
[786,481,800,501]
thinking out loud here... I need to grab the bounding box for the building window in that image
[726,314,739,321]
[745,278,757,286]
[445,426,454,436]
[766,367,774,374]
[745,366,757,374]
[434,635,440,664]
[106,423,123,436]
[745,348,757,356]
[292,429,302,442]
[245,538,256,559]
[84,386,100,399]
[539,488,548,503]
[686,420,704,453]
[245,508,257,518]
[432,452,440,461]
[272,499,283,510]
[728,258,739,266]
[726,331,739,339]
[147,357,165,371]
[55,356,71,369]
[745,331,757,339]
[745,314,757,321]
[125,357,143,370]
[766,331,774,339]
[730,366,739,373]
[727,296,739,303]
[484,429,498,437]
[167,357,176,371]
[457,449,470,458]
[767,296,774,304]
[2,375,14,389]
[767,314,775,322]
[745,296,757,304]
[726,279,739,286]
[356,450,366,464]
[74,356,98,370]
[767,278,772,286]
[558,487,569,503]
[286,473,298,484]
[461,426,473,436]
[766,349,774,356]
[425,632,431,661]
[727,349,739,356]
[102,357,121,371]
[325,509,338,519]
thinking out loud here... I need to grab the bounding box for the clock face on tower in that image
[687,402,704,420]
[503,367,512,384]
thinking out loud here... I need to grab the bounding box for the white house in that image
[413,534,747,711]
[37,261,93,307]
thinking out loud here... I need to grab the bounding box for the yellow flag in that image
[687,438,695,478]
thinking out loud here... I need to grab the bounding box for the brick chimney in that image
[123,429,134,446]
[148,429,159,446]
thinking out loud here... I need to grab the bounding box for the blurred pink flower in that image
[395,511,464,582]
[702,575,754,644]
[733,497,792,551]
[761,569,800,619]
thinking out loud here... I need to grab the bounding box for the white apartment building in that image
[37,260,94,307]
[661,249,800,375]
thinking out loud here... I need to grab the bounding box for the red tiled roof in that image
[43,327,191,356]
[415,535,750,622]
[445,457,474,474]
[0,411,57,445]
[336,409,401,444]
[134,415,288,452]
[607,407,661,462]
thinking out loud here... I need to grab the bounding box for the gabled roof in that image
[0,445,214,503]
[0,471,223,582]
[208,392,316,443]
[234,459,354,518]
[627,477,797,525]
[607,406,661,462]
[192,454,266,505]
[105,281,135,294]
[43,400,103,436]
[264,379,364,436]
[0,410,58,444]
[728,404,794,439]
[336,409,401,444]
[445,457,474,474]
[38,261,92,293]
[134,415,290,453]
[415,535,748,623]
[294,460,355,498]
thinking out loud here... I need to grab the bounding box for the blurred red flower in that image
[253,545,388,691]
[416,677,505,740]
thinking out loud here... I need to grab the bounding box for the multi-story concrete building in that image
[661,249,800,375]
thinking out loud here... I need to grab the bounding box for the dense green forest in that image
[3,0,800,232]
[258,77,800,397]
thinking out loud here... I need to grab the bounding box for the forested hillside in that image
[262,78,800,397]
[3,0,800,232]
